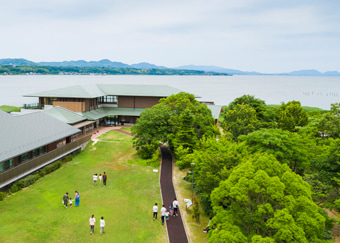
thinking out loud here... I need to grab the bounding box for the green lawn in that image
[0,105,21,112]
[0,130,166,243]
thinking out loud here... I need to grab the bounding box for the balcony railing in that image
[0,135,91,187]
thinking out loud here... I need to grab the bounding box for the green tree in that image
[277,100,308,132]
[131,104,172,158]
[177,137,247,214]
[228,95,267,119]
[210,153,330,242]
[239,128,311,174]
[318,104,340,138]
[132,92,217,158]
[222,104,259,141]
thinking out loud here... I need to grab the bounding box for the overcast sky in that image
[1,0,339,73]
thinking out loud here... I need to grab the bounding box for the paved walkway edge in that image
[160,146,189,243]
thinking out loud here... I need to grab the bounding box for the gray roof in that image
[82,107,145,120]
[43,106,87,124]
[0,110,81,162]
[24,84,186,98]
[206,105,223,119]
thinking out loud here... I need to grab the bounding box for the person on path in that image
[169,204,174,217]
[173,198,179,216]
[69,197,73,208]
[75,191,80,207]
[100,216,105,235]
[89,215,96,234]
[99,174,102,184]
[102,172,107,186]
[63,192,69,208]
[161,205,167,225]
[153,203,158,220]
[93,173,98,186]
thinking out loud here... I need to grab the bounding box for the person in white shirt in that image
[173,198,179,216]
[153,203,158,220]
[99,174,102,183]
[89,215,96,234]
[161,205,167,225]
[100,216,105,235]
[69,198,73,208]
[93,173,98,186]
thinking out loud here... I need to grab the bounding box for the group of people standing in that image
[62,191,80,208]
[153,198,179,225]
[93,172,107,186]
[89,215,106,235]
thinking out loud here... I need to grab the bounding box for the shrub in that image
[16,180,24,189]
[63,155,73,163]
[39,168,46,177]
[21,175,37,187]
[35,173,40,180]
[0,192,6,201]
[10,184,19,193]
[45,161,61,174]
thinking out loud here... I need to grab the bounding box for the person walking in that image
[100,216,105,235]
[173,198,179,216]
[63,192,69,208]
[99,174,102,184]
[93,173,98,186]
[161,205,167,225]
[153,203,158,220]
[89,215,96,234]
[69,197,73,208]
[102,172,107,186]
[74,191,80,207]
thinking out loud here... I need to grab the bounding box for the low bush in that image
[21,175,37,188]
[63,155,73,163]
[10,184,20,193]
[16,180,24,189]
[0,192,6,201]
[35,173,40,180]
[39,168,46,177]
[45,161,61,174]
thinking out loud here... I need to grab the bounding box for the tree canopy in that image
[131,92,218,158]
[210,154,330,242]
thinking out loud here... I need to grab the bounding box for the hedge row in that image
[2,160,64,198]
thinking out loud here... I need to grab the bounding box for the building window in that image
[0,159,14,173]
[98,96,117,104]
[40,146,47,154]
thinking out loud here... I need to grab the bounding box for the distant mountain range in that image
[1,58,339,76]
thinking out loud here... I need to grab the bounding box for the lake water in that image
[0,75,339,110]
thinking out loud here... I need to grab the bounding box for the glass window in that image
[40,146,46,154]
[0,159,14,172]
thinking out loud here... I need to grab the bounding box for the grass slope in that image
[0,130,166,243]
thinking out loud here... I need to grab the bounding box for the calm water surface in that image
[0,75,339,110]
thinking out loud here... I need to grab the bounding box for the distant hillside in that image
[0,59,339,76]
[0,58,166,69]
[176,65,340,76]
[175,65,261,75]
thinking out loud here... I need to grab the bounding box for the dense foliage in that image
[133,92,338,242]
[131,92,218,158]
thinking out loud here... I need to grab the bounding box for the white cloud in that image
[0,0,339,72]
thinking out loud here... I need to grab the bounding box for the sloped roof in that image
[206,105,223,119]
[43,106,87,124]
[82,107,145,120]
[0,111,81,162]
[24,84,186,98]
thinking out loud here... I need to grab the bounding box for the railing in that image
[0,135,91,186]
[22,103,40,109]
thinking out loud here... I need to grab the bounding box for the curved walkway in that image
[160,146,189,243]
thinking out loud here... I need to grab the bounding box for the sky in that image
[1,0,340,73]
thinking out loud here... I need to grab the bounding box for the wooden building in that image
[0,110,91,189]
